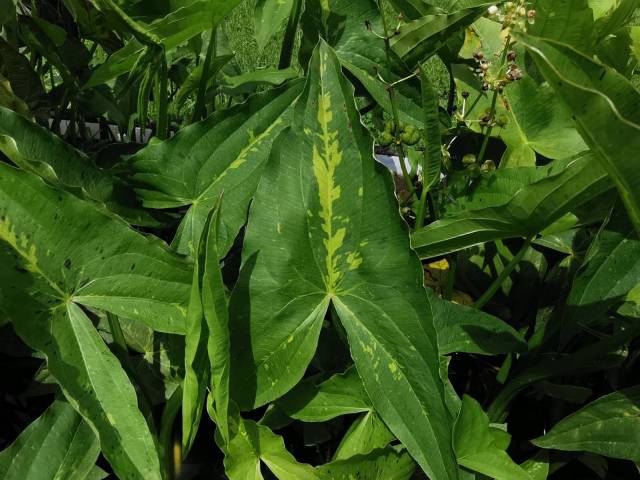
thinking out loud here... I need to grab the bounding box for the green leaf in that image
[0,38,45,110]
[563,211,640,341]
[174,54,233,108]
[85,0,243,87]
[592,0,639,43]
[520,451,550,480]
[183,198,230,451]
[412,154,612,258]
[333,412,395,460]
[218,415,319,480]
[533,386,640,461]
[274,366,396,460]
[300,0,428,127]
[428,289,527,355]
[128,81,303,256]
[0,400,99,480]
[220,67,299,95]
[0,254,163,480]
[529,0,594,49]
[390,7,486,67]
[254,0,295,50]
[419,67,443,194]
[229,40,458,480]
[521,34,640,235]
[277,366,371,422]
[317,447,417,479]
[454,395,533,480]
[453,19,588,167]
[0,106,164,226]
[486,326,640,422]
[0,74,30,117]
[0,162,191,332]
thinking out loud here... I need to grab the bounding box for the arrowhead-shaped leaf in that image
[0,162,192,333]
[128,82,303,256]
[0,254,163,480]
[0,163,194,478]
[228,40,458,479]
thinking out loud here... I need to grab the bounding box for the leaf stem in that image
[156,54,169,140]
[474,238,531,309]
[192,26,216,123]
[160,386,183,480]
[278,0,303,69]
[444,254,456,300]
[463,92,483,120]
[376,0,418,202]
[106,312,130,365]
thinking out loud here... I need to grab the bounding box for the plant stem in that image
[444,254,456,300]
[160,386,183,480]
[376,0,417,202]
[446,68,456,115]
[476,35,511,164]
[278,0,303,69]
[415,187,429,229]
[474,238,531,309]
[106,312,130,364]
[192,26,216,123]
[156,54,169,140]
[463,92,483,120]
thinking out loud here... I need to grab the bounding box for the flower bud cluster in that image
[471,48,523,92]
[487,1,536,30]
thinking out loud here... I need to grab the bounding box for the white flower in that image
[488,5,499,15]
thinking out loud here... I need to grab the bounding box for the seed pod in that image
[467,163,481,178]
[473,51,484,60]
[507,51,517,62]
[379,131,393,146]
[480,160,496,172]
[462,153,477,165]
[482,83,490,91]
[385,120,395,133]
[401,130,421,146]
[462,91,470,99]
